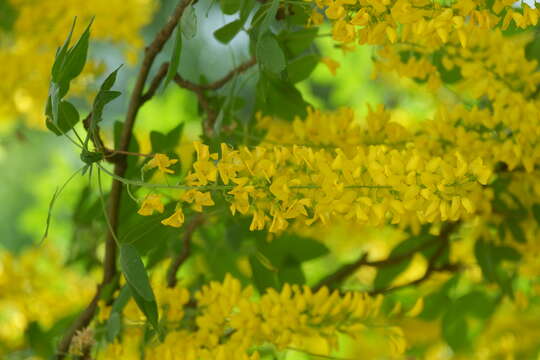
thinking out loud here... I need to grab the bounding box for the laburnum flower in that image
[137,194,164,216]
[182,190,215,212]
[161,207,185,228]
[187,141,218,186]
[144,153,178,174]
[320,57,340,76]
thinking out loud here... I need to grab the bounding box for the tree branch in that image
[141,62,170,104]
[369,244,461,295]
[313,222,460,292]
[173,56,257,135]
[167,214,205,288]
[56,1,191,357]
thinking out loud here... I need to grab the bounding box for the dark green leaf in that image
[507,220,526,243]
[46,100,80,135]
[52,18,77,82]
[165,26,183,89]
[474,238,498,283]
[60,18,93,83]
[474,238,518,297]
[91,67,122,125]
[106,312,122,342]
[220,0,242,14]
[111,284,132,314]
[240,0,255,23]
[256,73,308,120]
[442,312,470,351]
[150,122,185,153]
[130,283,160,332]
[432,50,463,84]
[0,0,17,32]
[279,28,318,58]
[119,243,155,302]
[26,322,54,358]
[214,20,243,44]
[532,203,540,225]
[249,255,279,292]
[257,33,286,74]
[287,54,320,83]
[278,256,306,285]
[101,65,122,91]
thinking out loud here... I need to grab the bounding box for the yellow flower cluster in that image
[0,0,156,126]
[139,106,492,232]
[98,274,404,359]
[0,246,95,356]
[307,0,539,48]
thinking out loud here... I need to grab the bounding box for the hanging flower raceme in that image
[97,275,405,360]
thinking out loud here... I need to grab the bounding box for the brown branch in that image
[369,244,460,295]
[141,61,170,104]
[173,56,257,135]
[56,1,191,358]
[167,214,205,288]
[313,222,461,292]
[198,56,257,91]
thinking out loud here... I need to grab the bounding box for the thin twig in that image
[369,222,460,295]
[173,56,257,135]
[56,1,191,358]
[141,62,170,104]
[167,214,205,288]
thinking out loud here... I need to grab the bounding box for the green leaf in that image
[105,283,131,342]
[474,238,519,297]
[474,238,498,283]
[432,50,462,84]
[130,284,160,332]
[257,33,286,74]
[249,255,279,292]
[111,284,132,313]
[52,18,77,82]
[106,312,121,342]
[258,0,280,39]
[278,256,306,285]
[60,18,93,83]
[101,65,122,91]
[287,54,320,83]
[46,100,80,135]
[119,244,155,302]
[91,67,122,125]
[150,122,184,154]
[220,0,242,14]
[256,73,308,120]
[279,28,318,58]
[507,220,526,243]
[181,4,197,39]
[442,312,470,351]
[0,0,17,32]
[239,0,255,23]
[26,322,54,358]
[214,20,243,44]
[164,26,183,89]
[532,203,540,225]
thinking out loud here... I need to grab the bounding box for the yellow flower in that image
[145,153,178,174]
[325,3,346,19]
[320,57,340,76]
[182,190,215,212]
[137,194,164,216]
[161,208,185,227]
